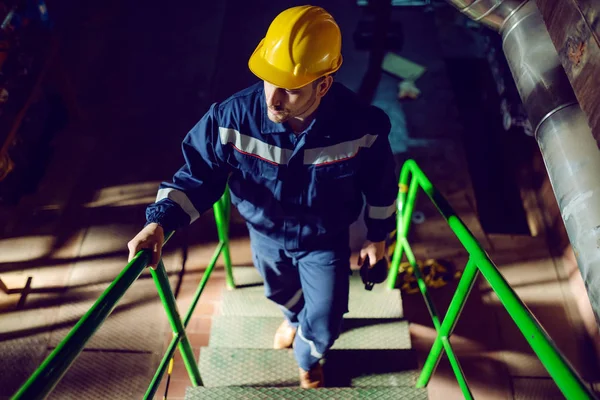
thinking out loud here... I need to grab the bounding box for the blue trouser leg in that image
[292,246,350,371]
[249,230,304,325]
[248,227,351,371]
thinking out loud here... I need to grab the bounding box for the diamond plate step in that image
[228,266,267,288]
[198,348,419,388]
[222,268,403,319]
[185,386,427,399]
[209,316,411,350]
[231,266,396,292]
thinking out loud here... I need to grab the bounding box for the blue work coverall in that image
[145,81,398,371]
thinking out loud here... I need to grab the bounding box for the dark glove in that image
[360,256,389,291]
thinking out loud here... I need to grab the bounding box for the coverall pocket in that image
[311,159,359,207]
[313,157,358,180]
[226,150,278,180]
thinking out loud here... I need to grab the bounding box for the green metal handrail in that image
[387,159,597,400]
[11,160,597,400]
[11,191,235,400]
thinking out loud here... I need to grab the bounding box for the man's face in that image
[263,80,319,124]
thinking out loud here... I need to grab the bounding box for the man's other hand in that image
[358,240,386,268]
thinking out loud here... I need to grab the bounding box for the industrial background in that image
[1,0,600,399]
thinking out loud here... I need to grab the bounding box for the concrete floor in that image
[1,0,599,399]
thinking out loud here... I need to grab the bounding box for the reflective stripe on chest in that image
[219,127,377,166]
[303,134,377,166]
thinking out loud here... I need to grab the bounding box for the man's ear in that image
[316,75,334,98]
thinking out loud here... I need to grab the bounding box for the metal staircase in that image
[185,267,427,399]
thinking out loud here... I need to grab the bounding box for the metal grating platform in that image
[198,348,419,388]
[209,316,411,350]
[221,268,403,319]
[185,386,428,399]
[47,351,156,400]
[48,281,168,352]
[512,377,564,400]
[0,333,50,399]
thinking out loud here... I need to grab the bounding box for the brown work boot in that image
[273,320,297,349]
[299,363,324,388]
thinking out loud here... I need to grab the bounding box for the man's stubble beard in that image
[267,110,290,123]
[267,88,318,124]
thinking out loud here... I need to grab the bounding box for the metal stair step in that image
[231,266,395,292]
[185,386,427,399]
[222,268,403,319]
[209,316,411,350]
[198,348,420,388]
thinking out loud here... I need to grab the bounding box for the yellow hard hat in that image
[248,5,343,90]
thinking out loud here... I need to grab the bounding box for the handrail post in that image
[145,241,224,399]
[151,260,203,386]
[144,335,181,400]
[182,241,224,327]
[388,164,419,289]
[441,336,474,400]
[417,257,479,387]
[388,180,407,289]
[402,237,442,330]
[403,236,474,398]
[214,190,235,290]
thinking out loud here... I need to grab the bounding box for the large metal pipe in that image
[444,0,527,30]
[536,104,600,317]
[445,0,600,326]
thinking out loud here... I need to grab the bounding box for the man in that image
[127,5,397,389]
